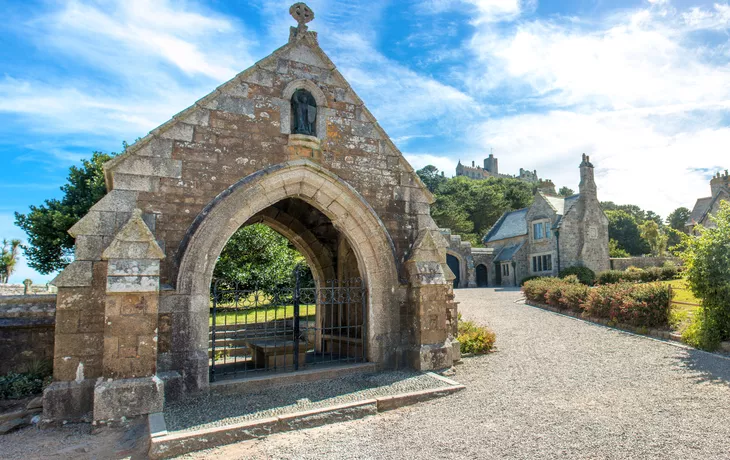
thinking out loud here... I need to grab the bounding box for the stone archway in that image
[173,160,400,392]
[446,250,466,289]
[476,264,488,287]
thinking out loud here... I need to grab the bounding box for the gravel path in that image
[184,287,730,460]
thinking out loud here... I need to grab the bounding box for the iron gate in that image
[209,269,367,381]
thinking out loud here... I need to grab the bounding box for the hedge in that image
[595,265,682,285]
[522,277,671,328]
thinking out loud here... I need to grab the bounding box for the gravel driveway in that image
[186,287,730,460]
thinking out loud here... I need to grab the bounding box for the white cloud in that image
[454,2,730,217]
[404,153,458,177]
[0,0,254,148]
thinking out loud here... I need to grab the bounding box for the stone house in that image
[686,170,729,234]
[481,155,610,286]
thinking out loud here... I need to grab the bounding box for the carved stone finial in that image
[290,3,315,27]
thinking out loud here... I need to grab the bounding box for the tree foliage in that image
[558,186,574,197]
[416,165,447,193]
[639,220,668,256]
[681,201,730,349]
[605,210,651,255]
[0,239,21,283]
[608,238,630,258]
[418,168,533,245]
[15,152,113,274]
[666,206,691,249]
[213,224,313,291]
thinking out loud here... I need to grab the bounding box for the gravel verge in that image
[165,370,450,433]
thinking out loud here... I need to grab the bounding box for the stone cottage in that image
[686,170,729,234]
[481,155,609,286]
[44,3,459,424]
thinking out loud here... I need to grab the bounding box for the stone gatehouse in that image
[44,4,458,424]
[444,155,610,288]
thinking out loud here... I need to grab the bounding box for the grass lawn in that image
[661,279,701,333]
[209,304,316,326]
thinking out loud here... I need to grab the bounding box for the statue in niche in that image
[291,89,317,136]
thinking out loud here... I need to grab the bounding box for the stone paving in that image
[186,287,730,459]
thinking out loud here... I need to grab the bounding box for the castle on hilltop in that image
[456,153,556,194]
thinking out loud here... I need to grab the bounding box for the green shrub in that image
[521,277,586,311]
[660,264,681,281]
[559,266,595,285]
[0,360,53,400]
[681,311,724,350]
[458,317,496,354]
[519,275,544,286]
[681,201,730,350]
[583,282,671,328]
[596,270,626,285]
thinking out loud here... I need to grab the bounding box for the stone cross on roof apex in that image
[289,3,317,43]
[290,3,315,27]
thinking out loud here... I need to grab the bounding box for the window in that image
[533,222,544,239]
[501,263,510,276]
[532,254,553,273]
[533,221,552,240]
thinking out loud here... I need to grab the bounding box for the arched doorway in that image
[174,160,400,389]
[476,264,488,287]
[208,199,366,381]
[446,254,460,289]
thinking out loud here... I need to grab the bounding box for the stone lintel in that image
[93,376,164,422]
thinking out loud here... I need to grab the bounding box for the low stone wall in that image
[0,283,57,296]
[0,294,56,374]
[609,257,682,271]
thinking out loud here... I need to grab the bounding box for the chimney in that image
[710,169,730,196]
[579,154,597,198]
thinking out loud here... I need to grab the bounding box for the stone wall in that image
[0,283,57,296]
[0,295,56,374]
[610,257,682,271]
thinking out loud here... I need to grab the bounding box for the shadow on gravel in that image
[677,349,730,386]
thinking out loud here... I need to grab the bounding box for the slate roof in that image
[493,241,525,262]
[554,194,581,229]
[688,197,713,226]
[483,208,528,243]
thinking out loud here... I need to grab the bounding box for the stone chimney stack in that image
[710,170,729,196]
[579,153,597,198]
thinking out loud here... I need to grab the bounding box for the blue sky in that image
[1,0,729,283]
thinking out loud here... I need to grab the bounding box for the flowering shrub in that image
[458,316,496,354]
[522,278,670,328]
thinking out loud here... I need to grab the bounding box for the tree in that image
[666,206,691,249]
[606,210,651,255]
[213,223,312,291]
[0,239,21,283]
[416,165,446,193]
[608,238,630,258]
[681,201,730,349]
[639,220,668,256]
[666,207,691,231]
[558,186,574,197]
[15,151,114,274]
[645,211,663,227]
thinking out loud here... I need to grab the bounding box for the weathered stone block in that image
[43,379,95,423]
[106,276,160,293]
[51,261,93,288]
[93,376,164,422]
[107,259,160,277]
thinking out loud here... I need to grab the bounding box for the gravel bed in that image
[165,370,450,433]
[184,287,730,459]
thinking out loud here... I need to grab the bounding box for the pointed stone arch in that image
[171,159,401,392]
